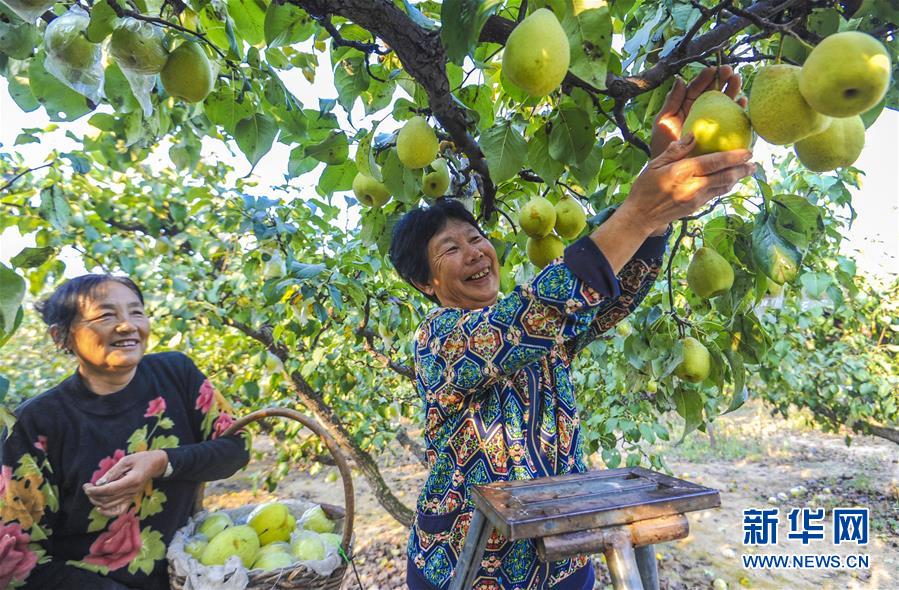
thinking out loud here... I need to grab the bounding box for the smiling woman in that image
[0,274,250,590]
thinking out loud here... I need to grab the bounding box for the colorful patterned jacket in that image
[406,230,670,590]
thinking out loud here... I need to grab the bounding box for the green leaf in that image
[771,195,823,251]
[861,95,887,129]
[0,264,26,334]
[440,0,503,64]
[381,148,422,203]
[288,262,327,279]
[234,113,278,171]
[334,57,370,113]
[673,388,703,443]
[548,104,594,165]
[0,20,39,60]
[306,130,349,165]
[527,124,564,183]
[480,120,527,183]
[39,185,71,230]
[0,406,15,437]
[729,313,769,365]
[150,434,179,449]
[87,0,118,43]
[227,0,267,46]
[800,272,832,298]
[204,86,256,135]
[6,59,40,112]
[0,374,8,403]
[751,214,801,285]
[264,2,315,47]
[29,51,94,122]
[10,246,54,269]
[723,349,747,413]
[562,5,612,90]
[287,146,318,179]
[128,426,149,453]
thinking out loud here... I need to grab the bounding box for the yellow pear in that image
[502,8,570,97]
[675,337,711,383]
[396,116,438,169]
[422,158,450,198]
[160,41,214,103]
[519,196,556,238]
[748,65,831,145]
[794,115,865,172]
[527,234,564,268]
[553,195,586,239]
[799,31,892,117]
[352,173,391,207]
[686,247,734,299]
[109,18,169,75]
[682,91,752,155]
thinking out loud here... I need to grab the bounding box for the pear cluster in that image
[748,31,890,171]
[184,503,341,573]
[518,195,586,268]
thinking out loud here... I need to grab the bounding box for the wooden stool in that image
[449,467,720,590]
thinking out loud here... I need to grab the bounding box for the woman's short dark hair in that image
[389,198,484,303]
[35,275,144,352]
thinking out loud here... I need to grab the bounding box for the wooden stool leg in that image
[450,509,492,590]
[634,544,659,590]
[602,529,645,590]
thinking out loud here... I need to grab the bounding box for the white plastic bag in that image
[1,0,56,24]
[43,6,104,103]
[108,17,169,116]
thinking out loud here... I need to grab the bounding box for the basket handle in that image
[213,407,356,554]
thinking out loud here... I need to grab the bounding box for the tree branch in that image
[0,163,52,193]
[289,0,497,220]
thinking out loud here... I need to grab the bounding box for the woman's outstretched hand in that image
[622,133,756,236]
[82,450,168,517]
[650,65,747,159]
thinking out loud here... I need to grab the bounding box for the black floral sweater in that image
[0,352,250,590]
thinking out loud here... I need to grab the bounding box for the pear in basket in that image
[184,534,209,559]
[292,534,326,561]
[252,550,295,571]
[248,502,294,545]
[197,512,233,538]
[302,505,335,533]
[320,532,342,550]
[200,525,260,567]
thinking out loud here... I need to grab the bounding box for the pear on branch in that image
[554,195,586,239]
[396,116,438,169]
[502,8,570,97]
[676,337,711,383]
[161,41,214,103]
[519,196,556,238]
[527,234,564,268]
[799,31,892,118]
[794,115,865,172]
[748,64,831,145]
[422,158,450,198]
[353,173,391,207]
[687,247,734,299]
[682,91,752,155]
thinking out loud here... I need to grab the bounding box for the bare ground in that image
[204,402,898,590]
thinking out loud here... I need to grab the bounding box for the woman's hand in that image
[650,66,747,159]
[622,133,755,234]
[82,450,168,518]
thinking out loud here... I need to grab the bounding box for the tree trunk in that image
[861,421,899,445]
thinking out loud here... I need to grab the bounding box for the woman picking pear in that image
[388,65,754,590]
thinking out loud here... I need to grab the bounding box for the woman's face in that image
[416,218,500,309]
[65,281,150,374]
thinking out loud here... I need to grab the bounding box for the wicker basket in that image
[168,408,356,590]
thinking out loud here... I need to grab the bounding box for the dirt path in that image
[204,402,898,590]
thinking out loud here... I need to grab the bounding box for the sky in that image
[1,43,898,282]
